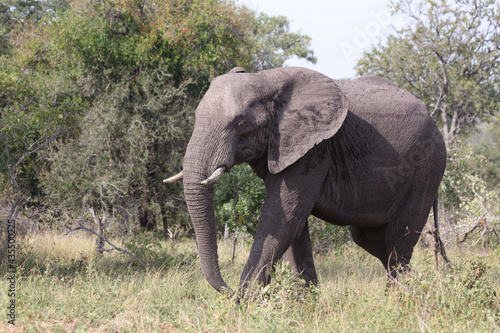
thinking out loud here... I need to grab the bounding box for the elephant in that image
[164,66,447,294]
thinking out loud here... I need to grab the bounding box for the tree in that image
[247,13,317,71]
[37,0,238,231]
[356,0,500,144]
[0,0,69,56]
[0,66,79,263]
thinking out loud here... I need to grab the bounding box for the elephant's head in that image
[165,67,348,292]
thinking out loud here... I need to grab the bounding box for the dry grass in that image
[23,233,98,260]
[1,231,498,332]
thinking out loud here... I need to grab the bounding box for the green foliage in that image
[0,0,68,23]
[0,58,84,203]
[0,0,69,56]
[356,0,500,142]
[309,217,351,255]
[47,0,254,91]
[440,140,484,209]
[473,117,500,187]
[39,69,190,230]
[248,13,317,71]
[245,260,319,310]
[440,138,499,239]
[457,174,498,222]
[214,163,265,236]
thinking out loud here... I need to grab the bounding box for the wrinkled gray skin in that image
[176,67,446,294]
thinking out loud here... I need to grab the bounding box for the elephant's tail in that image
[433,199,452,265]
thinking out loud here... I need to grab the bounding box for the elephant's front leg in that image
[239,165,325,292]
[282,222,318,285]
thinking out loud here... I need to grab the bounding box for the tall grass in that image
[2,232,498,332]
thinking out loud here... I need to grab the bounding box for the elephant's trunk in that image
[183,137,232,293]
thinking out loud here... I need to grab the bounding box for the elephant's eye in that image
[236,120,247,129]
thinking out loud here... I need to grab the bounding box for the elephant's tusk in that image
[163,171,184,183]
[201,166,226,185]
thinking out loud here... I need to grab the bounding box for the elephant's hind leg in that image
[350,225,389,268]
[384,228,421,278]
[282,222,318,285]
[385,190,435,278]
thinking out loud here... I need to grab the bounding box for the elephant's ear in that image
[266,68,349,174]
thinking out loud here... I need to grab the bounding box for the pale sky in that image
[237,0,404,79]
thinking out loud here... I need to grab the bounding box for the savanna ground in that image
[1,227,498,332]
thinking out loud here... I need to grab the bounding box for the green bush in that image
[243,260,319,311]
[214,164,265,237]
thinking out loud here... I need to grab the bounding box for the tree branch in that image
[65,225,133,255]
[14,123,73,169]
[435,50,451,143]
[171,196,187,205]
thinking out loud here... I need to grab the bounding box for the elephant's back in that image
[337,76,430,123]
[330,77,446,201]
[336,77,443,156]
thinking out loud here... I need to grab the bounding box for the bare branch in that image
[171,196,187,205]
[459,221,482,244]
[65,225,133,256]
[14,124,73,169]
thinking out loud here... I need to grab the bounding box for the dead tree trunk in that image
[89,208,105,256]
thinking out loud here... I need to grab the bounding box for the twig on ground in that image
[65,225,133,256]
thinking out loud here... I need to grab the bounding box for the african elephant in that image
[164,67,447,294]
